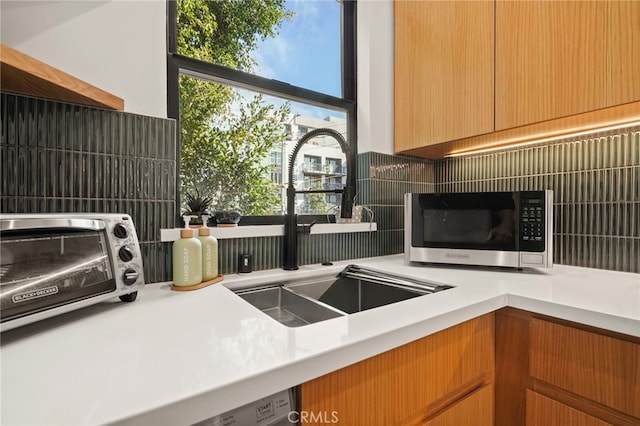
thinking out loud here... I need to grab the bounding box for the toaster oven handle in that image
[0,218,106,232]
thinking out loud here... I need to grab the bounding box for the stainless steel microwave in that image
[405,191,553,268]
[0,213,145,331]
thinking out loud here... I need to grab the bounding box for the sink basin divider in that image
[282,286,349,316]
[339,265,451,293]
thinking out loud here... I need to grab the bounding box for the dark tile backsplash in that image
[0,92,176,283]
[434,128,640,273]
[2,92,637,280]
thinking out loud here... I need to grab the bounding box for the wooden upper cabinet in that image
[394,0,494,151]
[496,0,640,131]
[608,0,640,106]
[395,0,639,158]
[495,1,609,130]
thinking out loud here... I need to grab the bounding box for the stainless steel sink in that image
[234,285,344,327]
[286,277,426,314]
[232,265,453,327]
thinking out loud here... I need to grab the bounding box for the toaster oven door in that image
[0,228,116,323]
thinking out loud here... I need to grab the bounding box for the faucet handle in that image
[339,186,355,218]
[297,220,316,234]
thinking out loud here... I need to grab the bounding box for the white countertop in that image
[1,255,639,426]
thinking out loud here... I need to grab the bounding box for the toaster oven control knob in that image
[113,223,128,239]
[118,246,134,262]
[123,268,139,286]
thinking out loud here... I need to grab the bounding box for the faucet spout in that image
[283,128,355,270]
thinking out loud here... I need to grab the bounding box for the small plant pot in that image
[214,210,242,227]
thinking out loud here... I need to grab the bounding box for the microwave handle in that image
[0,218,105,232]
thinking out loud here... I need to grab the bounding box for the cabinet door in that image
[394,0,494,152]
[608,0,640,106]
[526,390,613,426]
[496,1,609,130]
[529,319,640,418]
[300,314,494,425]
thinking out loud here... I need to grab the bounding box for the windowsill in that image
[159,222,377,242]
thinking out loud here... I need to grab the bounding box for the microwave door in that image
[0,230,116,322]
[424,209,492,243]
[416,193,518,251]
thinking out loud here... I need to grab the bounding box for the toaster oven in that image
[0,213,145,331]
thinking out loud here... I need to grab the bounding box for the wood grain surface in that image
[0,43,124,110]
[526,390,613,426]
[529,318,640,418]
[394,0,494,150]
[300,314,494,425]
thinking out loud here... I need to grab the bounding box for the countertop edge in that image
[111,294,509,426]
[111,289,638,426]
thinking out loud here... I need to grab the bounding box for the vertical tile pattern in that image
[213,152,429,274]
[0,93,176,283]
[4,92,635,277]
[435,127,640,273]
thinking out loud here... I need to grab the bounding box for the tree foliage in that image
[306,183,330,214]
[177,0,293,215]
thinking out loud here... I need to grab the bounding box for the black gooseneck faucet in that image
[283,128,355,270]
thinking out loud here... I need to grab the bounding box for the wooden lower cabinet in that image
[422,384,493,426]
[299,314,494,425]
[530,319,640,418]
[299,308,639,425]
[526,390,613,426]
[497,307,640,426]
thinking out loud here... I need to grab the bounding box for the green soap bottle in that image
[198,227,219,281]
[172,228,202,286]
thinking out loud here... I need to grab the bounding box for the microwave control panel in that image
[519,191,546,252]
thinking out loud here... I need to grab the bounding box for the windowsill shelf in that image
[159,222,377,242]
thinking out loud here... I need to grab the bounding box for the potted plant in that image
[182,188,213,227]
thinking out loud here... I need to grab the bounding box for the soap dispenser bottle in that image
[172,224,202,287]
[198,215,219,281]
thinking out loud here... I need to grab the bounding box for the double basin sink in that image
[233,265,453,327]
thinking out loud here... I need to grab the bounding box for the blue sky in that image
[253,0,342,98]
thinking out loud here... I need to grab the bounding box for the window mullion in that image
[170,53,353,113]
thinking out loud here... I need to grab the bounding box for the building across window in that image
[266,114,347,214]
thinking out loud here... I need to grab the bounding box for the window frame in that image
[166,0,357,224]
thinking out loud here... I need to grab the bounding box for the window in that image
[270,151,283,166]
[303,155,322,173]
[297,125,310,139]
[325,157,344,174]
[167,0,356,218]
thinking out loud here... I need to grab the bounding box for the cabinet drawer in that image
[526,390,613,426]
[529,319,640,417]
